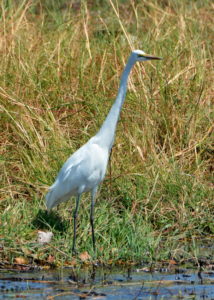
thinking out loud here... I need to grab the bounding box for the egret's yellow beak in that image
[140,54,162,60]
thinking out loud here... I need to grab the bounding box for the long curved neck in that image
[95,56,135,149]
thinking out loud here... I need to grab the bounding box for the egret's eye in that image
[138,54,144,58]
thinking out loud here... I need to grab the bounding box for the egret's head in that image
[132,49,162,62]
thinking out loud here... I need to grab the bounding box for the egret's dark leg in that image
[72,194,81,255]
[90,187,97,252]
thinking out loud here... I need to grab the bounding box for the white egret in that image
[46,50,161,254]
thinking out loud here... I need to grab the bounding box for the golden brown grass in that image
[0,0,213,264]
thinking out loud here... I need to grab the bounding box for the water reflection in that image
[0,264,214,299]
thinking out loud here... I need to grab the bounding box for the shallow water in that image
[1,265,214,299]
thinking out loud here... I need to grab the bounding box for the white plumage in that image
[46,50,161,254]
[46,137,109,209]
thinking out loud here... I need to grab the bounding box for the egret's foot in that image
[72,248,78,256]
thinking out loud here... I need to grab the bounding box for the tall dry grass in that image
[0,0,213,263]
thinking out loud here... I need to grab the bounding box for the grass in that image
[0,0,213,266]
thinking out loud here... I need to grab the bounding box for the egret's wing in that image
[57,152,83,182]
[46,144,89,210]
[46,139,109,210]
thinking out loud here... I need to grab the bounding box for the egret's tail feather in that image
[46,190,56,211]
[46,180,72,211]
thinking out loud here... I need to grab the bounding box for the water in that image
[1,265,214,299]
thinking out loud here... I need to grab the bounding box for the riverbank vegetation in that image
[0,0,213,266]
